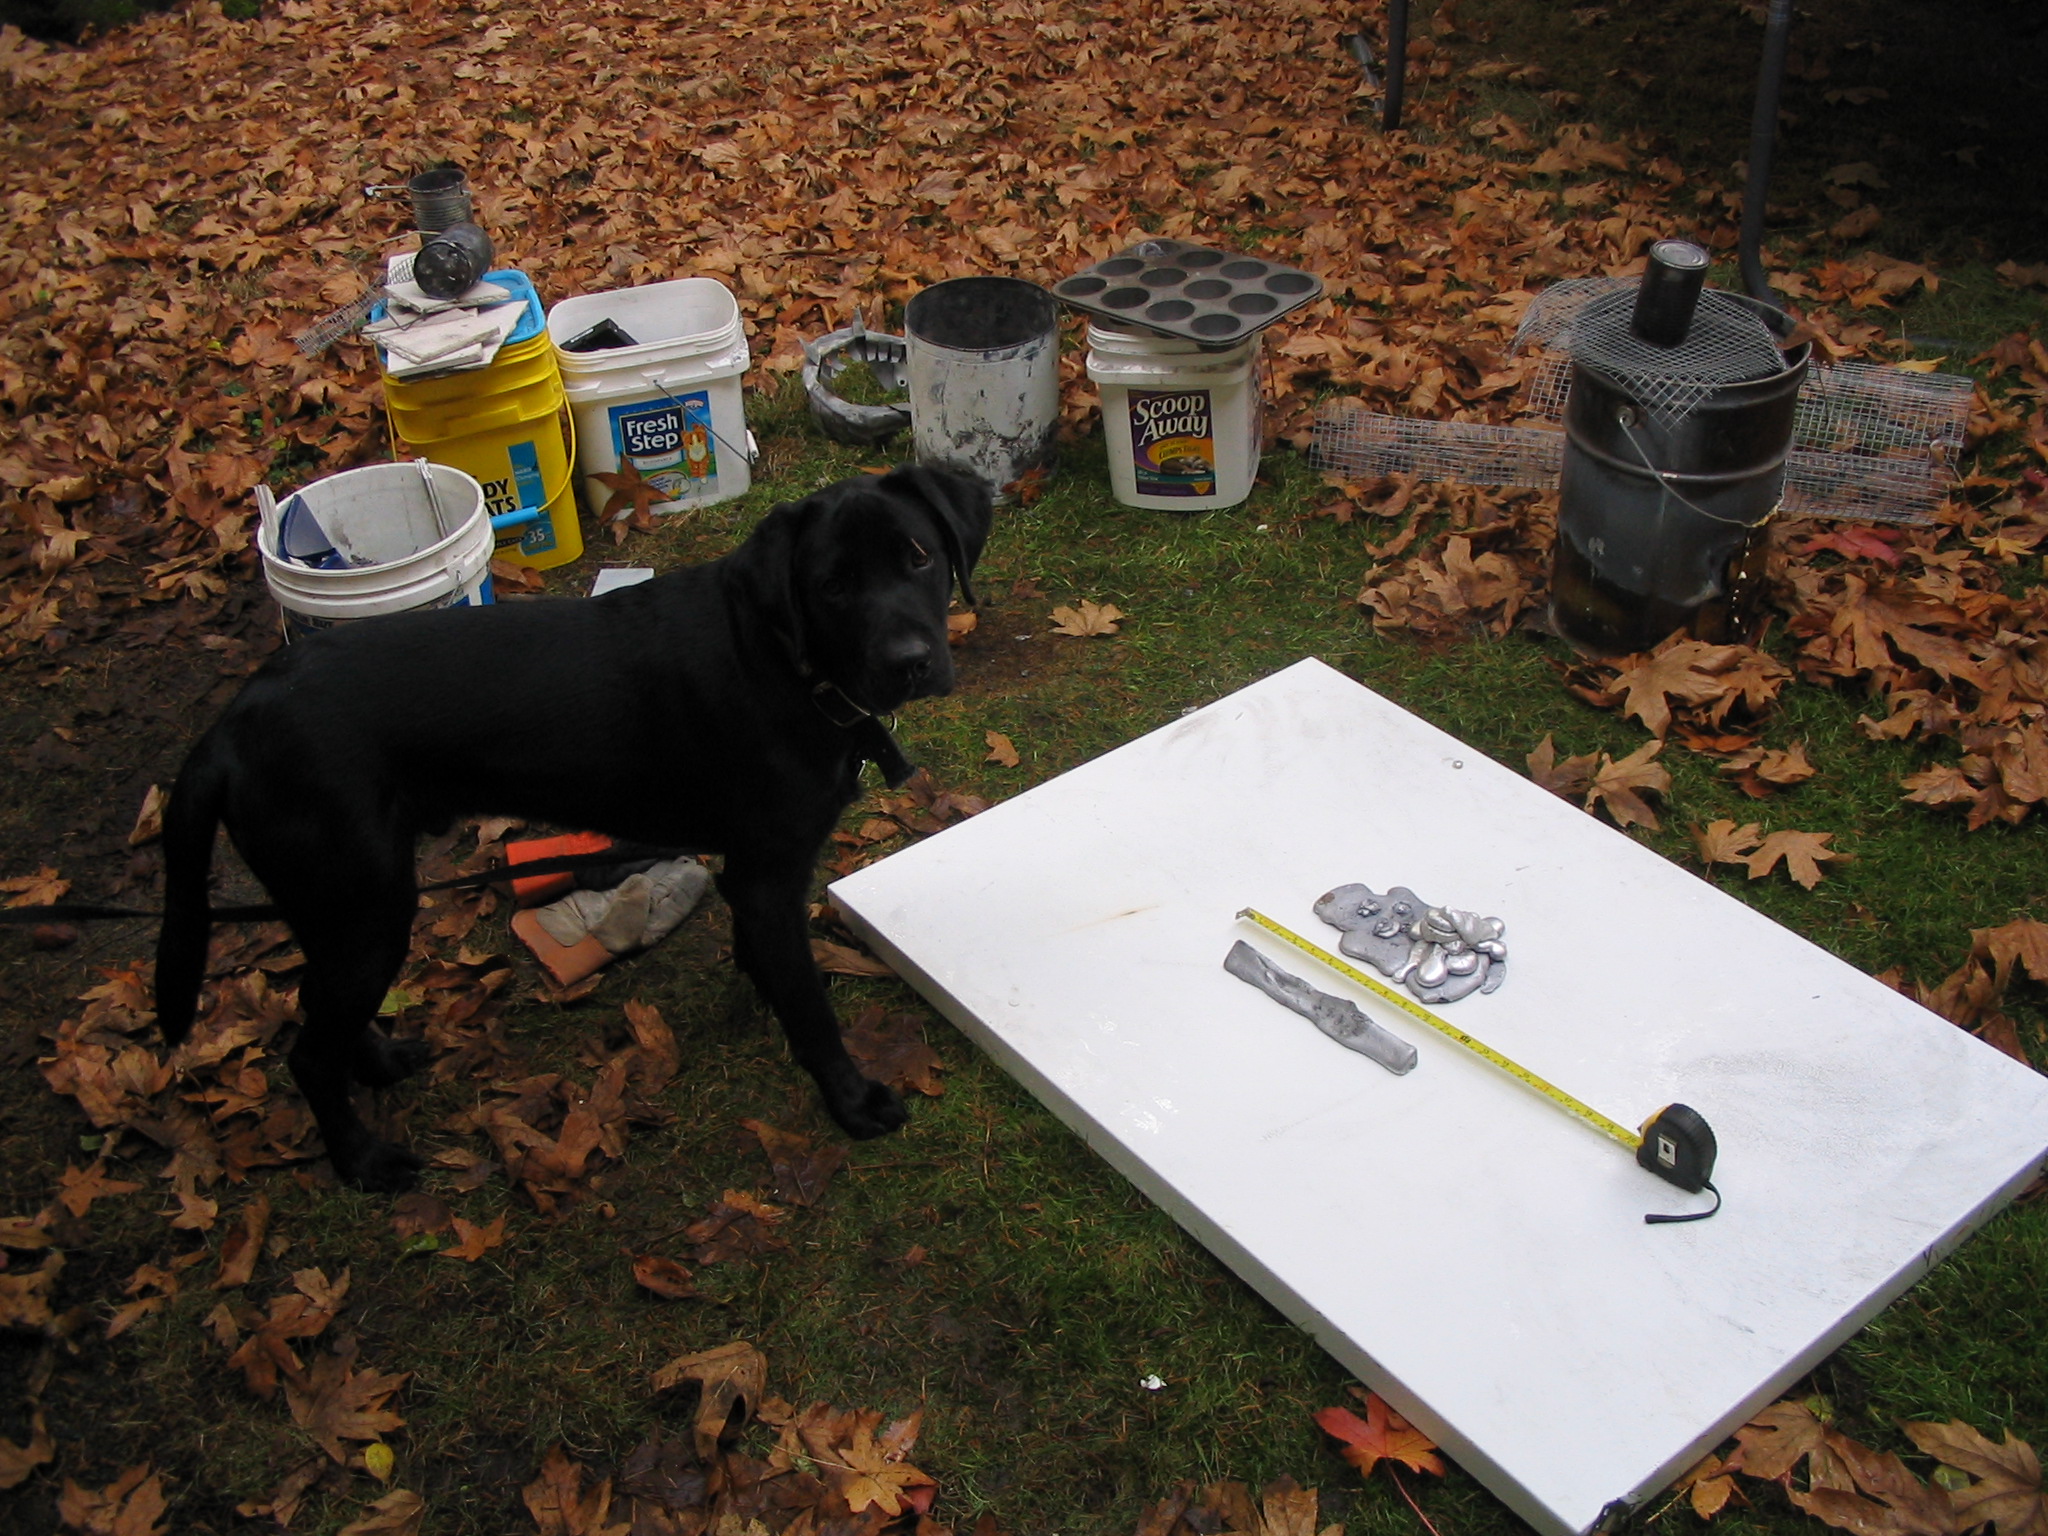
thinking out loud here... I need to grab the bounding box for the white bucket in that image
[257,461,494,637]
[546,278,752,516]
[1086,321,1263,511]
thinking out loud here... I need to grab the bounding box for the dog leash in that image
[0,842,701,927]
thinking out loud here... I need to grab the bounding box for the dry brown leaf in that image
[741,1118,848,1206]
[1527,733,1598,798]
[1693,819,1764,866]
[1584,740,1672,830]
[1050,599,1124,637]
[811,937,895,977]
[1727,1398,1829,1480]
[684,1189,789,1265]
[56,1159,142,1217]
[0,1406,53,1490]
[55,1463,169,1536]
[620,998,679,1090]
[844,1007,948,1097]
[1905,1420,2046,1536]
[337,1489,426,1536]
[439,1213,507,1263]
[1675,1453,1742,1520]
[523,1445,630,1536]
[985,729,1021,767]
[212,1193,272,1290]
[1745,830,1850,889]
[837,1415,937,1516]
[947,610,979,645]
[126,784,166,847]
[650,1340,768,1462]
[630,1253,696,1299]
[1722,742,1817,797]
[234,1455,326,1526]
[0,865,69,908]
[1789,1430,1959,1536]
[0,1252,63,1333]
[286,1351,410,1465]
[1969,921,2048,992]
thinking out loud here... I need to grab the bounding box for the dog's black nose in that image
[883,636,933,683]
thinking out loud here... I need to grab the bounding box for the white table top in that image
[832,658,2048,1535]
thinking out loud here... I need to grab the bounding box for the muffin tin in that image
[1053,238,1324,345]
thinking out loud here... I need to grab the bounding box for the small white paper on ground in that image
[589,567,656,597]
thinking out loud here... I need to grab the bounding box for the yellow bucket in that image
[382,309,583,571]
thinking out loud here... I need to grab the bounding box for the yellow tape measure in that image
[1236,908,1719,1221]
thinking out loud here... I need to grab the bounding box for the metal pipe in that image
[1739,0,1795,312]
[1384,0,1411,131]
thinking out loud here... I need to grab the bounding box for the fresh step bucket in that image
[381,269,584,571]
[904,276,1059,501]
[546,278,752,517]
[1086,320,1263,511]
[256,462,493,638]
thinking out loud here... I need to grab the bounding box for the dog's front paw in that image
[352,1031,431,1088]
[827,1076,908,1140]
[338,1139,426,1193]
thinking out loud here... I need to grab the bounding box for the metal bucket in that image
[1551,321,1809,655]
[905,277,1059,501]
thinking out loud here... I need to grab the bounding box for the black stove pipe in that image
[1738,0,1795,316]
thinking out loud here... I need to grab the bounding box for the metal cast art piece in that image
[1223,940,1419,1075]
[1313,883,1507,1005]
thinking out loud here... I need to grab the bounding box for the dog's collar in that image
[808,679,915,789]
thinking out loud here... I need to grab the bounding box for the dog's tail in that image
[153,736,229,1048]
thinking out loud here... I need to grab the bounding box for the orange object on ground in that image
[505,831,614,907]
[509,907,614,988]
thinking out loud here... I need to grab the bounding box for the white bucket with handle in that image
[546,278,753,517]
[256,460,494,637]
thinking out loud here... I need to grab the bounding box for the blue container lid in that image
[370,267,545,349]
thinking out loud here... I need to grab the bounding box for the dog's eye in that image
[908,540,934,571]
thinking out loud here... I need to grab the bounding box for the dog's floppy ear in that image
[883,464,994,610]
[726,493,831,665]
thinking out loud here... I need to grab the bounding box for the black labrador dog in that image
[154,464,992,1191]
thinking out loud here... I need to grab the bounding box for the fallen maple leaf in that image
[440,1213,507,1263]
[1722,742,1817,797]
[235,1457,327,1527]
[1584,740,1672,830]
[1050,599,1124,637]
[337,1488,426,1536]
[1969,920,2048,993]
[741,1118,848,1206]
[1745,829,1850,889]
[1527,733,1598,798]
[985,729,1021,767]
[1790,1430,1959,1536]
[1675,1453,1743,1520]
[1726,1397,1828,1480]
[837,1415,937,1516]
[0,1252,62,1333]
[0,865,69,907]
[55,1464,169,1536]
[844,1007,947,1096]
[57,1159,142,1217]
[1609,641,1749,737]
[0,1406,53,1490]
[212,1194,272,1290]
[1693,819,1764,867]
[811,937,894,977]
[947,610,979,645]
[684,1189,789,1265]
[631,1252,696,1299]
[287,1349,410,1464]
[1313,1391,1445,1480]
[591,463,665,528]
[651,1339,768,1462]
[1904,1420,2045,1536]
[126,784,165,846]
[523,1445,629,1536]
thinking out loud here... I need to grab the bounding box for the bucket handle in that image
[650,372,758,466]
[254,482,281,548]
[382,395,579,547]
